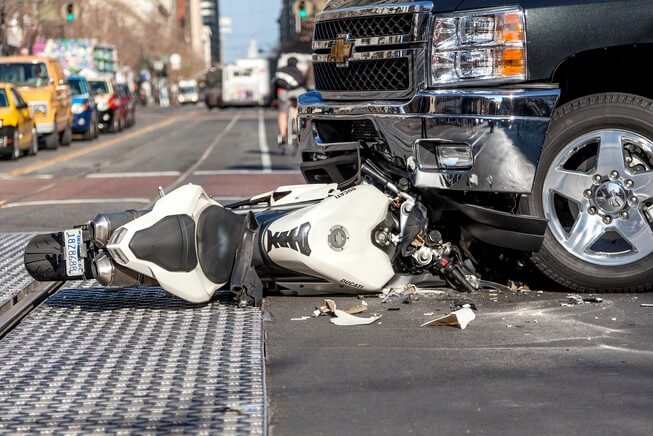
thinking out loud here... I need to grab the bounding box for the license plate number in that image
[64,229,85,277]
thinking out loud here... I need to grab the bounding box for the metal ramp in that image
[0,233,35,306]
[0,234,266,435]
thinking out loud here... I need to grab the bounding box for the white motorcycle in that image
[25,163,480,307]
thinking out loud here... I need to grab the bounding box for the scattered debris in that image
[508,280,531,292]
[421,307,475,330]
[453,299,478,311]
[583,297,603,303]
[640,303,653,308]
[291,316,311,321]
[423,312,434,316]
[387,307,400,311]
[611,317,617,321]
[330,310,382,326]
[379,285,446,303]
[312,309,321,317]
[261,312,274,323]
[317,299,382,326]
[345,301,368,315]
[560,295,604,306]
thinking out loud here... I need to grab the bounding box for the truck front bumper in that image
[298,87,560,194]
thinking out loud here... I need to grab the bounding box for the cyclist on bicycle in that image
[274,57,306,148]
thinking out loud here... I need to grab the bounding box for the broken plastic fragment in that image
[330,309,382,326]
[421,307,476,329]
[291,316,311,321]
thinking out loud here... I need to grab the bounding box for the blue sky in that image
[220,0,283,63]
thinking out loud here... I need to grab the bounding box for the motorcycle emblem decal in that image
[330,35,353,67]
[328,225,349,252]
[267,222,312,256]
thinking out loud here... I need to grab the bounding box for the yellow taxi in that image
[0,56,72,150]
[0,82,37,160]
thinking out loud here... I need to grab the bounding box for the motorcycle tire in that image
[24,233,68,282]
[525,93,653,293]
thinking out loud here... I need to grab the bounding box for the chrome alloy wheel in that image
[543,129,653,266]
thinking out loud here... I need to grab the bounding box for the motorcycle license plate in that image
[64,229,85,277]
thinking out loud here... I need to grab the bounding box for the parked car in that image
[0,56,72,149]
[67,75,99,140]
[0,83,38,160]
[87,76,126,133]
[115,83,136,128]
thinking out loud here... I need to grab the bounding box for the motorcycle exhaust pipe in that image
[92,253,158,288]
[91,209,151,247]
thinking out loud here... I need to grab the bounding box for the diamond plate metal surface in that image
[0,233,35,306]
[0,283,266,434]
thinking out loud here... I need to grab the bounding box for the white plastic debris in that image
[330,310,382,326]
[421,307,476,329]
[291,316,311,321]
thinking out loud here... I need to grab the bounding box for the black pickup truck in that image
[298,0,653,292]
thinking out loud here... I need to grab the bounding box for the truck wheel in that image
[527,93,653,292]
[28,127,38,156]
[60,123,72,146]
[42,131,59,150]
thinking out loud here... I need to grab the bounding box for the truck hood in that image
[322,0,461,12]
[16,86,51,104]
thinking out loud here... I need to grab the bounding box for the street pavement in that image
[1,105,652,435]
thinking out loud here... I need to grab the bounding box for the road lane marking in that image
[86,171,181,178]
[258,108,272,173]
[4,116,181,177]
[165,112,241,191]
[1,198,150,208]
[193,169,301,175]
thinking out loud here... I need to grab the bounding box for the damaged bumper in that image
[298,87,560,193]
[298,87,560,251]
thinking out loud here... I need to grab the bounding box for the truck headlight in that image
[430,7,526,85]
[29,102,48,117]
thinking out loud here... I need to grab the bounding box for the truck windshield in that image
[68,78,85,95]
[0,89,8,107]
[88,81,109,95]
[180,86,198,94]
[0,63,49,87]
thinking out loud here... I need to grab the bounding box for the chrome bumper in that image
[298,87,560,193]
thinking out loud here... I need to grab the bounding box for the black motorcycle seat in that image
[196,205,244,284]
[130,215,197,272]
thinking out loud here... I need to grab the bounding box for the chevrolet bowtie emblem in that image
[329,36,353,66]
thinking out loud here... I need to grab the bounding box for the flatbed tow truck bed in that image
[0,233,266,434]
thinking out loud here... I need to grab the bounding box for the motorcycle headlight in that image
[97,101,109,111]
[430,7,526,85]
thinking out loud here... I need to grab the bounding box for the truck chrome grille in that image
[314,58,410,92]
[314,13,413,41]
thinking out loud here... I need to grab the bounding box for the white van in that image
[177,79,199,104]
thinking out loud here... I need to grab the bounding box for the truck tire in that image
[28,127,38,156]
[42,131,59,150]
[60,123,72,146]
[527,93,653,292]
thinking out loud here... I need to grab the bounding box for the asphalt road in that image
[1,105,652,435]
[0,105,303,231]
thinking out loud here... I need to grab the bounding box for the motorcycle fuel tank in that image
[262,184,394,291]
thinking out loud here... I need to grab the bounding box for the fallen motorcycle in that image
[24,162,482,307]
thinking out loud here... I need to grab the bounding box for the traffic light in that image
[298,1,307,18]
[65,3,75,22]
